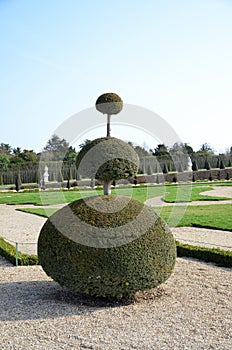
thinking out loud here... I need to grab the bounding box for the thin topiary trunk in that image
[107,114,111,137]
[103,181,111,195]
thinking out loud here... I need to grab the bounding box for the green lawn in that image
[163,185,231,202]
[17,203,232,231]
[0,183,231,205]
[159,204,232,231]
[0,186,165,205]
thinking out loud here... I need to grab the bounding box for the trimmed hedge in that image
[176,241,232,268]
[1,238,231,270]
[0,237,38,266]
[38,196,176,299]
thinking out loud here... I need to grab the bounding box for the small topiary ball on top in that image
[96,92,123,115]
[96,92,123,137]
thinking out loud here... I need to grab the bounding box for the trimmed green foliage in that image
[38,196,176,299]
[176,241,232,268]
[220,159,225,169]
[76,137,139,182]
[192,160,198,171]
[95,92,123,115]
[0,237,38,265]
[163,162,169,174]
[204,158,211,170]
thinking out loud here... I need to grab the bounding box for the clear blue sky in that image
[1,0,232,154]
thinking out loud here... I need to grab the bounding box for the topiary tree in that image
[96,93,123,137]
[38,196,176,299]
[162,162,168,174]
[204,158,211,170]
[220,159,225,169]
[38,93,177,302]
[15,169,22,192]
[76,137,139,195]
[192,160,198,171]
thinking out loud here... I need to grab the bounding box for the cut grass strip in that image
[158,204,232,231]
[18,203,232,232]
[1,183,232,206]
[16,207,58,218]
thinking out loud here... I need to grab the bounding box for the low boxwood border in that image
[0,237,231,268]
[176,241,232,268]
[0,237,38,266]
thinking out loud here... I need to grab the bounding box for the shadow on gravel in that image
[0,280,168,321]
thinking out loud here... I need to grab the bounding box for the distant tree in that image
[9,148,38,166]
[197,143,214,155]
[228,159,232,167]
[19,150,38,164]
[0,143,12,155]
[63,146,77,164]
[153,144,170,157]
[0,153,10,170]
[183,143,194,155]
[133,145,149,158]
[43,134,70,161]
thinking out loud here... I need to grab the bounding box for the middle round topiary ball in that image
[38,195,176,299]
[76,137,139,182]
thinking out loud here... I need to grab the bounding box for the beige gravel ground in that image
[0,186,232,349]
[0,256,231,350]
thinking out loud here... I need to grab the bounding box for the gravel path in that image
[0,204,46,255]
[0,256,231,350]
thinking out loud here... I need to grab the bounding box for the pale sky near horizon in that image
[1,0,232,154]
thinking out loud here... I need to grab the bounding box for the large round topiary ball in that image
[38,195,176,299]
[76,137,139,181]
[96,92,123,115]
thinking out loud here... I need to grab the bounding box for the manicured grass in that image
[0,186,165,205]
[164,185,231,203]
[158,204,232,231]
[0,183,231,206]
[16,207,58,217]
[18,203,232,232]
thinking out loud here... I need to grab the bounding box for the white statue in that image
[44,165,49,183]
